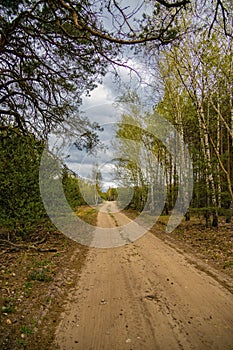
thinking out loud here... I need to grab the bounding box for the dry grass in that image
[124,209,233,278]
[0,207,98,350]
[153,215,233,276]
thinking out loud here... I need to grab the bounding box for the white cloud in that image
[82,83,115,108]
[66,50,162,190]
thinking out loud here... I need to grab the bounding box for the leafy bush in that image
[0,128,46,234]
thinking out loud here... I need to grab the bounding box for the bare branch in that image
[208,0,232,38]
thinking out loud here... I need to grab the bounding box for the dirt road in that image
[54,202,233,350]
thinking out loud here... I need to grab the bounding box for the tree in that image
[106,187,118,201]
[115,92,171,213]
[1,1,231,136]
[91,163,103,205]
[0,0,109,136]
[155,15,233,224]
[1,0,233,237]
[0,128,46,234]
[62,165,86,209]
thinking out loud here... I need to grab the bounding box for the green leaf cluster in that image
[0,128,46,234]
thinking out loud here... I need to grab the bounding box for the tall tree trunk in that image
[197,104,218,227]
[216,106,221,208]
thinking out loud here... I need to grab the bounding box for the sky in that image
[62,56,162,191]
[51,0,163,191]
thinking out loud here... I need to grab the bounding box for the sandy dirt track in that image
[54,202,233,350]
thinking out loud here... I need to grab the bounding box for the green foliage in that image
[1,305,15,314]
[0,0,110,136]
[27,269,53,283]
[130,186,148,211]
[20,325,34,335]
[23,281,33,297]
[62,167,103,208]
[16,338,26,346]
[156,26,233,212]
[0,128,46,234]
[106,187,118,201]
[62,167,86,209]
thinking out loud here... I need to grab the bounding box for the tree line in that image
[0,1,232,237]
[115,10,233,226]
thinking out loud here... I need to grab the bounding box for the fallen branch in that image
[0,239,57,252]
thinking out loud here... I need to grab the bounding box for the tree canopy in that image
[1,0,232,136]
[0,0,233,235]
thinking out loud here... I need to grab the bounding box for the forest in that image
[115,24,233,227]
[0,0,232,238]
[1,2,233,349]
